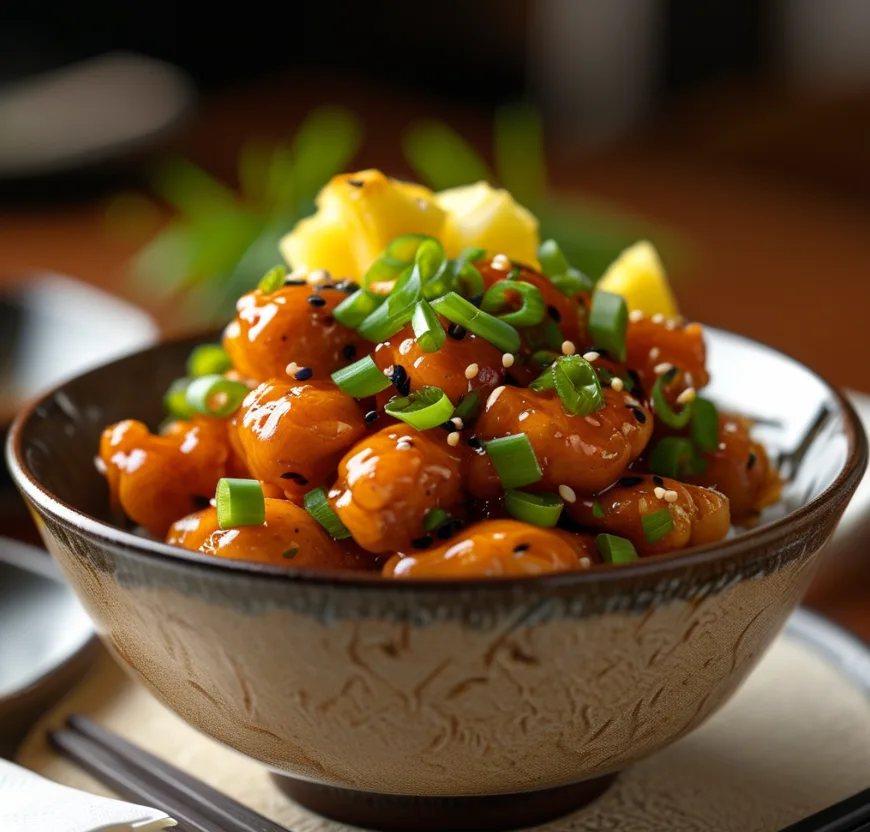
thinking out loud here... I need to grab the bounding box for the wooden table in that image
[2,71,869,632]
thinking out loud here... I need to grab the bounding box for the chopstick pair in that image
[49,716,291,832]
[781,787,870,831]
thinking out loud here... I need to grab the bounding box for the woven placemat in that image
[17,623,870,832]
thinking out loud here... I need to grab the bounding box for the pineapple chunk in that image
[436,182,540,267]
[280,170,446,280]
[597,240,680,319]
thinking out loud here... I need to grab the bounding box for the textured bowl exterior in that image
[8,330,867,796]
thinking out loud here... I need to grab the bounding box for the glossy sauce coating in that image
[471,384,654,497]
[223,284,369,382]
[99,418,232,537]
[234,380,367,499]
[384,520,595,578]
[626,318,708,394]
[329,425,464,553]
[570,475,730,556]
[167,500,368,569]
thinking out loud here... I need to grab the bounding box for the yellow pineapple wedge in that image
[597,240,680,319]
[280,170,446,281]
[435,181,540,267]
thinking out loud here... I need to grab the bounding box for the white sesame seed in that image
[558,484,577,503]
[654,362,674,375]
[554,431,563,439]
[649,347,660,361]
[685,372,694,388]
[629,309,644,323]
[491,253,511,272]
[502,353,515,368]
[583,351,600,362]
[306,268,331,287]
[399,338,415,355]
[585,416,601,427]
[451,417,464,430]
[487,386,506,409]
[447,431,461,447]
[579,556,592,569]
[625,396,640,408]
[465,363,479,380]
[719,442,727,450]
[561,340,576,356]
[611,377,624,392]
[285,362,299,376]
[664,490,679,503]
[651,313,665,325]
[665,320,676,331]
[654,486,666,500]
[676,387,696,405]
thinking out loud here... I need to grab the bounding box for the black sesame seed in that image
[191,495,211,510]
[343,344,357,361]
[590,346,610,358]
[653,475,664,487]
[547,305,561,323]
[468,294,483,308]
[284,278,307,286]
[307,295,327,307]
[627,369,642,392]
[391,364,410,396]
[348,179,364,187]
[412,535,433,549]
[436,523,454,540]
[335,279,359,294]
[619,476,644,488]
[513,544,530,555]
[663,367,678,383]
[280,472,309,485]
[440,421,454,431]
[467,437,482,450]
[747,451,757,470]
[628,406,647,424]
[294,367,313,381]
[447,324,467,340]
[364,410,379,424]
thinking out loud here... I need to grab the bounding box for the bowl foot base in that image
[270,771,617,831]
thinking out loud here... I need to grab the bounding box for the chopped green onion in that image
[484,434,542,489]
[504,490,564,527]
[588,290,628,362]
[384,386,455,431]
[258,265,286,294]
[641,508,675,544]
[480,280,546,327]
[551,268,594,297]
[358,265,422,341]
[592,500,605,519]
[304,487,351,540]
[531,350,559,367]
[595,533,638,564]
[412,300,446,353]
[538,239,571,277]
[649,437,708,479]
[423,507,449,532]
[529,356,604,417]
[430,292,521,354]
[216,478,265,529]
[692,397,720,452]
[388,233,435,263]
[333,289,382,329]
[652,374,694,429]
[414,238,446,282]
[331,355,392,398]
[187,344,232,378]
[164,377,193,420]
[454,391,481,423]
[363,234,435,290]
[454,261,484,297]
[185,375,250,418]
[458,246,486,263]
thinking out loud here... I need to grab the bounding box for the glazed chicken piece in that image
[167,499,369,569]
[626,317,708,394]
[685,413,780,523]
[329,425,464,554]
[223,282,369,382]
[469,384,654,498]
[99,417,233,538]
[234,380,367,499]
[569,475,730,556]
[383,519,596,578]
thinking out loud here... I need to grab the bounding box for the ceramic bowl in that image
[6,328,867,831]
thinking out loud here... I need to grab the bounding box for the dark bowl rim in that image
[6,325,868,591]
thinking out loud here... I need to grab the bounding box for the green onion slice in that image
[363,234,436,290]
[333,289,383,329]
[423,507,449,532]
[538,239,571,277]
[458,246,486,263]
[414,238,446,282]
[187,344,232,378]
[304,487,351,540]
[551,268,594,297]
[430,292,521,354]
[411,300,446,353]
[480,280,546,327]
[358,265,422,341]
[641,508,675,544]
[484,434,542,489]
[649,437,708,479]
[531,350,559,367]
[331,355,392,398]
[216,478,265,529]
[588,290,628,362]
[692,397,720,452]
[164,377,193,420]
[504,489,564,527]
[595,533,639,564]
[529,356,604,417]
[592,500,605,519]
[388,233,436,263]
[258,265,287,294]
[454,391,480,423]
[384,386,455,431]
[185,375,250,418]
[652,374,694,429]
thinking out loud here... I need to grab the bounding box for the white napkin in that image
[0,758,175,832]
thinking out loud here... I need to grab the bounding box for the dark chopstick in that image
[49,715,291,832]
[780,787,870,831]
